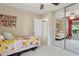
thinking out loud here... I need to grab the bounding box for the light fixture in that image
[69,15,75,19]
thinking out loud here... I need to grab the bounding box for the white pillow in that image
[0,35,4,40]
[3,32,14,40]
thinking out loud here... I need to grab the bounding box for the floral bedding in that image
[0,37,40,56]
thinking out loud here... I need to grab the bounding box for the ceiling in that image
[2,3,72,15]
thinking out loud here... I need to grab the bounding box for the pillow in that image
[3,32,14,40]
[0,35,4,40]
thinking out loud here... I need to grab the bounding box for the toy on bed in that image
[0,32,40,56]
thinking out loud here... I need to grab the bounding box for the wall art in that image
[0,14,17,28]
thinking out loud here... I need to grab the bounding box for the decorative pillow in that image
[0,35,4,40]
[3,32,14,40]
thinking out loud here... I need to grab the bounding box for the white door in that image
[34,18,43,39]
[42,21,48,45]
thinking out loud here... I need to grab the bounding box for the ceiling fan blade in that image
[52,3,60,6]
[40,4,44,9]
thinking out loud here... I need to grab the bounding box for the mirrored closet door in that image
[53,3,79,55]
[66,3,79,54]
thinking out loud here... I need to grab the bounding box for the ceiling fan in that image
[40,3,60,9]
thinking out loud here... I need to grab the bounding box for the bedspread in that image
[0,37,40,56]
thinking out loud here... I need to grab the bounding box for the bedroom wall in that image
[0,4,39,37]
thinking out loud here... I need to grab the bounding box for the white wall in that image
[0,4,40,37]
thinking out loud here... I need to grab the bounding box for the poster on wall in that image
[0,14,17,28]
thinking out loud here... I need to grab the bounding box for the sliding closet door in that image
[66,3,79,54]
[54,9,65,48]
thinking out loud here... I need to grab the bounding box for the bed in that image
[55,31,67,40]
[0,36,40,56]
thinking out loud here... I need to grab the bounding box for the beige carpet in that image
[21,45,78,56]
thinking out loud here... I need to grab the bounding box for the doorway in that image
[34,17,48,46]
[42,18,48,46]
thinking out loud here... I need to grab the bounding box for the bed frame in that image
[8,47,38,56]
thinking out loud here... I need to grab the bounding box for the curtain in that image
[68,19,72,39]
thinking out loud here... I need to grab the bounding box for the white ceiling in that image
[2,3,72,15]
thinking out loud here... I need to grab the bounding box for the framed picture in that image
[0,14,17,28]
